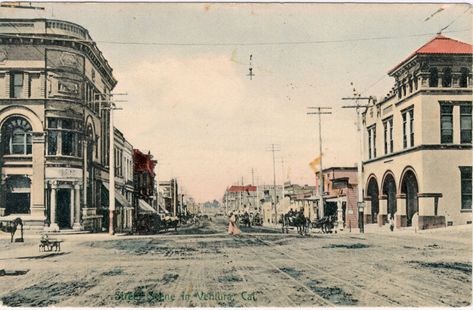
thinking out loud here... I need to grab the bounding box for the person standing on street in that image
[389,215,395,232]
[228,212,241,235]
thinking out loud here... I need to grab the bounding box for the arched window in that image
[460,68,469,88]
[429,68,438,87]
[442,68,452,87]
[1,117,32,155]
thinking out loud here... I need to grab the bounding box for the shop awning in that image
[102,182,133,209]
[139,199,157,214]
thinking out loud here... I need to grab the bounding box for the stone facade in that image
[362,35,472,229]
[0,18,117,231]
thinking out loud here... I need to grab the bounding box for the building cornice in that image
[0,19,117,88]
[364,144,472,165]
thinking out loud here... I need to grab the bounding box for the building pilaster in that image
[31,132,46,220]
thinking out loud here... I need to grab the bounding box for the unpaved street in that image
[0,218,471,307]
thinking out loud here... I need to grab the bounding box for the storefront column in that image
[73,183,81,230]
[337,198,344,231]
[378,195,388,226]
[0,176,6,216]
[396,194,407,228]
[50,181,59,231]
[31,132,46,219]
[70,186,75,226]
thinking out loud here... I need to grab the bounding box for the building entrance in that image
[383,174,397,219]
[401,170,419,226]
[57,189,71,229]
[367,178,379,223]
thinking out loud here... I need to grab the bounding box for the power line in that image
[89,29,470,47]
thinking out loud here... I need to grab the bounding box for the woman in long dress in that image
[228,213,241,235]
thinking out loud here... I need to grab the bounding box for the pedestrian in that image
[228,212,241,235]
[389,215,394,232]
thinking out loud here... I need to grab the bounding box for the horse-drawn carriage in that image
[279,208,338,235]
[310,215,338,233]
[136,213,179,234]
[238,211,263,227]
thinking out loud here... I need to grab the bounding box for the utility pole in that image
[266,144,280,223]
[280,158,285,199]
[101,93,126,235]
[307,107,332,218]
[173,178,177,217]
[251,168,255,185]
[342,90,372,234]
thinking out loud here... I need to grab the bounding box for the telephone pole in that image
[266,144,280,223]
[342,91,372,234]
[307,107,332,218]
[101,93,126,235]
[280,158,285,199]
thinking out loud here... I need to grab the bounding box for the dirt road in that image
[0,218,471,307]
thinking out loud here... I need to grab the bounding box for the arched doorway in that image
[401,170,418,226]
[382,173,397,218]
[5,175,31,215]
[367,177,379,223]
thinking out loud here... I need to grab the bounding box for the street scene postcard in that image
[0,1,472,308]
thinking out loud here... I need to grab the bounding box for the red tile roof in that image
[389,35,472,75]
[227,185,257,193]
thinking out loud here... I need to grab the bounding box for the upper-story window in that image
[440,104,453,143]
[460,166,472,210]
[429,68,438,87]
[402,108,414,148]
[442,68,452,87]
[460,105,472,144]
[460,68,470,88]
[383,117,393,154]
[10,72,24,98]
[1,117,32,155]
[367,125,376,159]
[47,118,83,157]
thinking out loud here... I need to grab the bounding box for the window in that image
[429,68,438,87]
[460,167,472,210]
[460,68,469,88]
[460,105,472,144]
[47,131,57,155]
[402,108,414,148]
[409,109,414,146]
[440,104,453,143]
[10,72,24,98]
[367,126,376,159]
[47,118,83,157]
[383,118,393,154]
[402,112,407,148]
[442,68,452,87]
[1,117,32,155]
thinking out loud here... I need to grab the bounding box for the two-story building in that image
[363,34,472,229]
[0,18,118,232]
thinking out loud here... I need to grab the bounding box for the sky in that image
[3,2,472,202]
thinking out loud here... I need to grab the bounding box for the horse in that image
[241,212,251,228]
[293,210,309,235]
[10,217,24,243]
[312,215,337,233]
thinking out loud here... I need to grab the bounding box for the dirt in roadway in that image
[0,219,471,307]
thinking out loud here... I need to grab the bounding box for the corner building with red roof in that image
[362,35,472,229]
